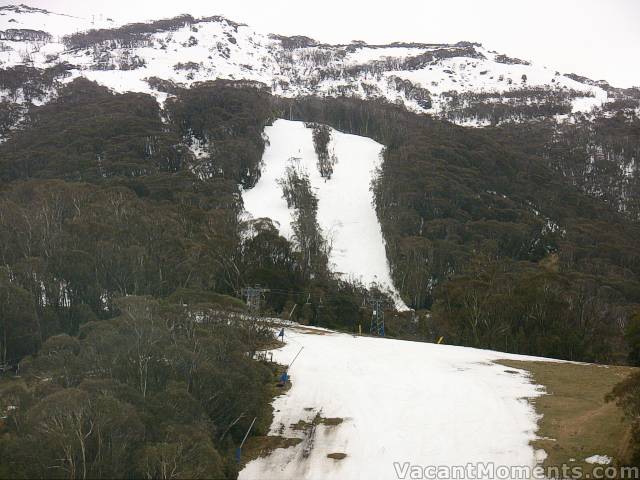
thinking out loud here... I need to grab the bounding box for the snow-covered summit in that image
[0,4,117,37]
[0,5,637,125]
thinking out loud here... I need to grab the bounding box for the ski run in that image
[242,119,406,309]
[240,324,553,480]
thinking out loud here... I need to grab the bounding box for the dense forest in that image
[0,78,639,474]
[0,297,277,479]
[1,78,639,362]
[0,79,373,367]
[0,79,284,478]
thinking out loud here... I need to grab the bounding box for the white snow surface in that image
[240,325,551,480]
[0,4,117,37]
[584,455,612,465]
[243,119,406,309]
[342,46,424,65]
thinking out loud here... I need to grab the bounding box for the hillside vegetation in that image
[0,79,639,475]
[0,80,638,365]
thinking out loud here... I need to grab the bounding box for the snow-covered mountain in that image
[0,3,118,35]
[1,4,638,126]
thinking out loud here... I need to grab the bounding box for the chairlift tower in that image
[241,285,269,314]
[366,297,387,336]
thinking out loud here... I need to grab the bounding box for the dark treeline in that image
[608,311,640,464]
[63,15,197,50]
[62,15,242,50]
[439,87,588,125]
[0,83,288,472]
[0,79,374,371]
[0,63,75,101]
[0,28,52,42]
[0,296,276,479]
[309,123,336,179]
[499,112,640,221]
[278,162,331,281]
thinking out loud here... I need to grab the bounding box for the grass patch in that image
[499,360,636,470]
[257,339,286,352]
[239,435,302,467]
[291,412,344,431]
[237,363,296,467]
[291,419,310,431]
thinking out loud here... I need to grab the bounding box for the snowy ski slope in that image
[240,325,550,480]
[242,119,406,308]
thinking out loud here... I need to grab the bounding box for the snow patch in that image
[584,455,612,465]
[0,4,117,37]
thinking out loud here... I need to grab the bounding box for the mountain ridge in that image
[1,4,638,128]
